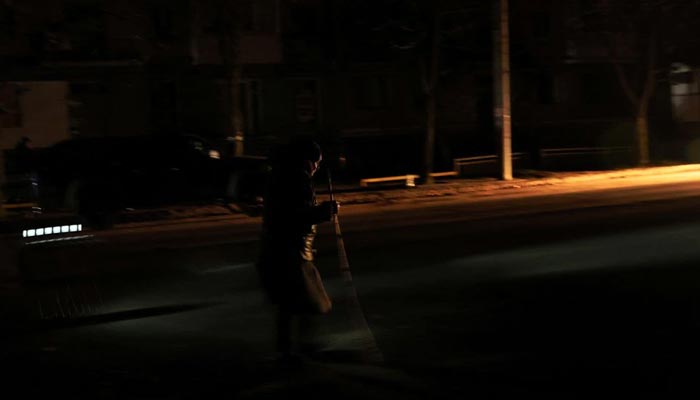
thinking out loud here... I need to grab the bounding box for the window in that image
[569,0,605,32]
[151,6,176,40]
[581,73,604,105]
[0,2,16,38]
[151,81,177,132]
[288,1,319,34]
[70,82,107,95]
[243,0,278,32]
[294,80,317,123]
[671,71,694,85]
[240,80,261,134]
[64,2,105,57]
[533,11,551,39]
[537,72,555,104]
[353,75,391,110]
[0,83,22,128]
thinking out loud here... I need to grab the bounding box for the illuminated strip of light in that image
[21,224,83,239]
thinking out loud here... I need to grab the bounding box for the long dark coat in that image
[256,162,331,313]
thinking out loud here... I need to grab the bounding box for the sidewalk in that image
[3,164,700,232]
[326,163,700,205]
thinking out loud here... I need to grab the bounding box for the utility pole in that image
[232,64,244,156]
[0,136,5,219]
[424,6,440,184]
[493,0,512,180]
[216,0,245,157]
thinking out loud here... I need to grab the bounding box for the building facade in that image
[0,0,678,182]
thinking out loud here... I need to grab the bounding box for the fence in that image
[453,146,634,176]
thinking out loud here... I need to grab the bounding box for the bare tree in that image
[338,0,484,182]
[574,0,700,165]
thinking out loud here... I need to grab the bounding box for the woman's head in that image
[281,136,322,176]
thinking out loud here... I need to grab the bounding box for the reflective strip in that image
[21,224,83,239]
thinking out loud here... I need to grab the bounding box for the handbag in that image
[301,261,332,314]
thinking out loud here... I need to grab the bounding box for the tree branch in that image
[612,60,640,107]
[639,25,658,113]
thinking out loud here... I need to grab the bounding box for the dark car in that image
[35,134,267,226]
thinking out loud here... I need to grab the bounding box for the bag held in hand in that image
[301,261,332,314]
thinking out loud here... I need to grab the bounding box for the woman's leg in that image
[299,313,321,354]
[276,306,292,357]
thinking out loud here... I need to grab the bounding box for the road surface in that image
[3,171,700,398]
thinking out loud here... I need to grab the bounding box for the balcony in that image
[238,32,283,65]
[564,32,635,63]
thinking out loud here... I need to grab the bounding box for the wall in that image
[1,81,70,149]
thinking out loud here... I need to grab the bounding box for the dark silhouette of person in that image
[12,136,34,175]
[256,137,339,364]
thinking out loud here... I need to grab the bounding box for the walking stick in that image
[327,169,384,363]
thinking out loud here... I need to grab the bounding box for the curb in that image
[332,164,700,205]
[109,204,250,230]
[3,164,699,231]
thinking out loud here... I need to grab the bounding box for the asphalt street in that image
[4,170,700,398]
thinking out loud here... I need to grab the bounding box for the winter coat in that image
[257,165,332,312]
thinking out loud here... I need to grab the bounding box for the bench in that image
[540,146,631,157]
[429,171,458,178]
[360,174,420,188]
[453,153,527,176]
[2,202,39,210]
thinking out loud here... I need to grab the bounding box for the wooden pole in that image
[493,0,513,180]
